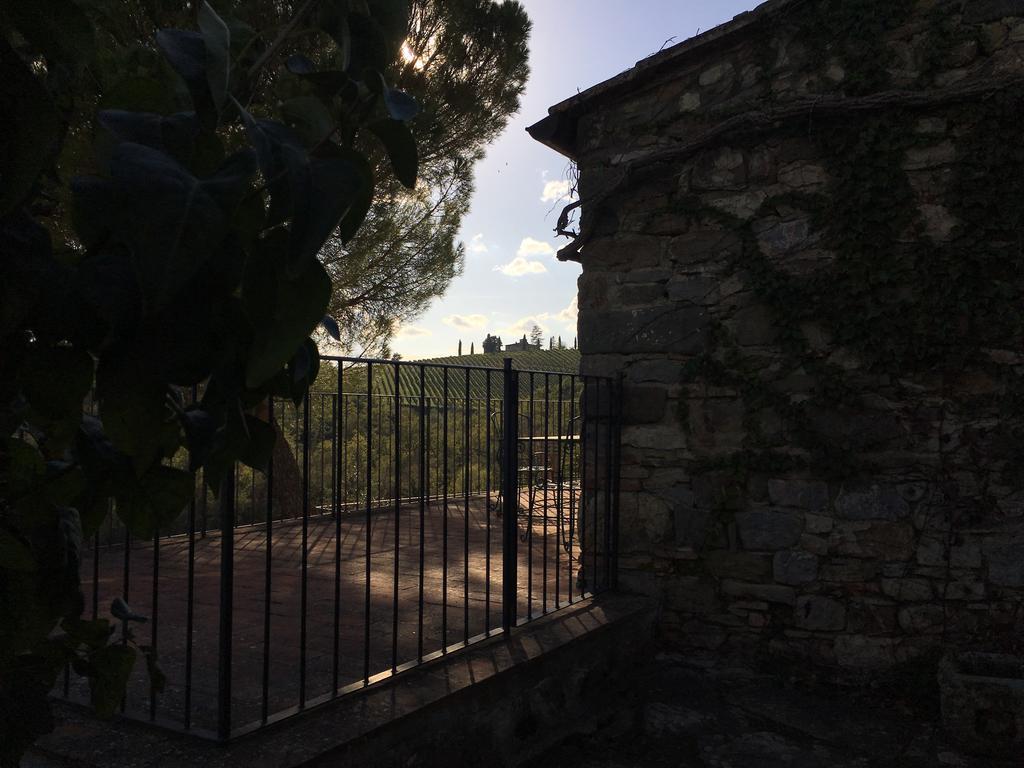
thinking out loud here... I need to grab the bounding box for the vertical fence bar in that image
[299,392,310,708]
[484,370,492,632]
[501,358,519,631]
[463,369,471,642]
[184,474,195,727]
[527,372,534,618]
[261,397,274,725]
[364,365,373,683]
[392,363,401,673]
[216,470,235,741]
[542,374,550,613]
[579,378,588,600]
[333,370,343,694]
[555,374,563,609]
[149,526,160,720]
[441,367,449,651]
[417,366,426,662]
[567,377,576,604]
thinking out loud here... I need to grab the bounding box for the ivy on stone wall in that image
[680,1,1024,500]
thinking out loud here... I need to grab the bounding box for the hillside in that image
[314,348,582,400]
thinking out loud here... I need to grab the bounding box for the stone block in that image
[944,580,986,601]
[665,576,720,614]
[667,229,742,265]
[753,217,813,258]
[674,504,714,550]
[794,596,847,631]
[819,558,877,582]
[679,91,701,112]
[705,190,767,220]
[804,513,833,534]
[916,536,947,567]
[721,579,796,605]
[984,530,1024,587]
[833,635,896,669]
[963,0,1024,24]
[699,61,735,88]
[777,161,828,190]
[901,141,956,171]
[617,283,665,306]
[898,604,946,634]
[768,479,830,511]
[834,522,915,560]
[691,147,746,191]
[880,578,933,602]
[800,533,830,557]
[731,303,778,346]
[734,509,804,550]
[621,384,668,425]
[705,550,772,582]
[666,276,717,305]
[835,484,910,521]
[773,550,819,585]
[579,306,709,355]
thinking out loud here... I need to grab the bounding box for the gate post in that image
[501,358,519,631]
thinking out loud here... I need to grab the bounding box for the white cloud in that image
[395,325,432,338]
[505,314,551,338]
[557,296,578,326]
[516,237,555,258]
[467,233,488,254]
[540,179,572,203]
[443,314,488,330]
[494,256,548,277]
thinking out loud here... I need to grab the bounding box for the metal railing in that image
[62,356,622,740]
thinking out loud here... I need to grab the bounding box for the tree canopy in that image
[323,0,530,355]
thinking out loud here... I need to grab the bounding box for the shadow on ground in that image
[527,648,1015,768]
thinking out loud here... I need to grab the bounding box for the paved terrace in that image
[69,491,603,735]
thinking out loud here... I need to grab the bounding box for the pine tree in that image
[458,340,463,356]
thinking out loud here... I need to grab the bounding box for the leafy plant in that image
[0,0,419,761]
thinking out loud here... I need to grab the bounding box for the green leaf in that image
[20,344,94,421]
[62,617,114,650]
[384,87,420,122]
[243,234,332,388]
[321,315,341,340]
[280,96,335,147]
[285,55,351,98]
[237,414,276,472]
[198,1,231,113]
[116,465,193,539]
[155,29,216,127]
[95,348,170,464]
[0,43,60,215]
[106,143,256,311]
[367,118,417,189]
[1,437,46,499]
[0,528,35,571]
[88,644,135,718]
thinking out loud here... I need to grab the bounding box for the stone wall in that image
[571,0,1024,673]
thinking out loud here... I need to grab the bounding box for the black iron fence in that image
[62,356,621,741]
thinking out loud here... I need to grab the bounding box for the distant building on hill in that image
[504,334,535,352]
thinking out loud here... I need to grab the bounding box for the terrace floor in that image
[68,491,600,735]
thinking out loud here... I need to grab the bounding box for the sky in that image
[390,0,759,359]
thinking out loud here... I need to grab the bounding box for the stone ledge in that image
[29,595,654,768]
